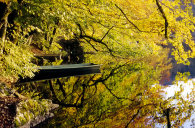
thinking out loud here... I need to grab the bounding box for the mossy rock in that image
[14,99,59,127]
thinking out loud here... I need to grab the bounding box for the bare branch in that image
[76,23,86,37]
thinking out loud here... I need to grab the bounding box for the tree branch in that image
[57,79,66,97]
[163,108,171,128]
[125,103,158,128]
[89,63,135,101]
[0,2,12,53]
[77,23,115,56]
[156,0,168,39]
[100,26,114,42]
[83,38,99,52]
[115,4,161,34]
[90,63,129,86]
[102,81,130,100]
[48,80,83,108]
[0,2,12,30]
[48,80,60,102]
[81,35,114,56]
[125,109,140,128]
[115,4,143,32]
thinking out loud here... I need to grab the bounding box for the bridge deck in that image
[19,63,100,83]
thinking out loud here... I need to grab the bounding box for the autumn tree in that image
[0,0,194,127]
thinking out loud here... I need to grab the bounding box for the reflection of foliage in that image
[16,48,174,127]
[24,48,193,128]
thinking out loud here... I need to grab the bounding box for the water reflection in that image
[16,55,195,128]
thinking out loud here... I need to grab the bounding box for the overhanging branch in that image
[81,35,113,53]
[125,109,140,128]
[115,4,142,32]
[156,0,168,39]
[115,4,153,33]
[100,26,114,41]
[76,23,115,56]
[115,4,163,34]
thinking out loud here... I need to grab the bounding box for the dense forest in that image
[0,0,194,127]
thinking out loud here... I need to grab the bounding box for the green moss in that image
[23,112,30,122]
[14,98,55,127]
[19,116,27,126]
[15,119,20,127]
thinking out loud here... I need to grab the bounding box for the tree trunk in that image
[0,2,12,53]
[164,108,171,128]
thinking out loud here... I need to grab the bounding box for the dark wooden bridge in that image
[19,63,100,83]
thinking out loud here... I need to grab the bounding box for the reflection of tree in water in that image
[191,118,195,127]
[58,39,84,64]
[16,50,195,128]
[15,37,194,127]
[16,52,188,127]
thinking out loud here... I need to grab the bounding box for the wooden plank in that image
[34,54,61,57]
[19,63,101,83]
